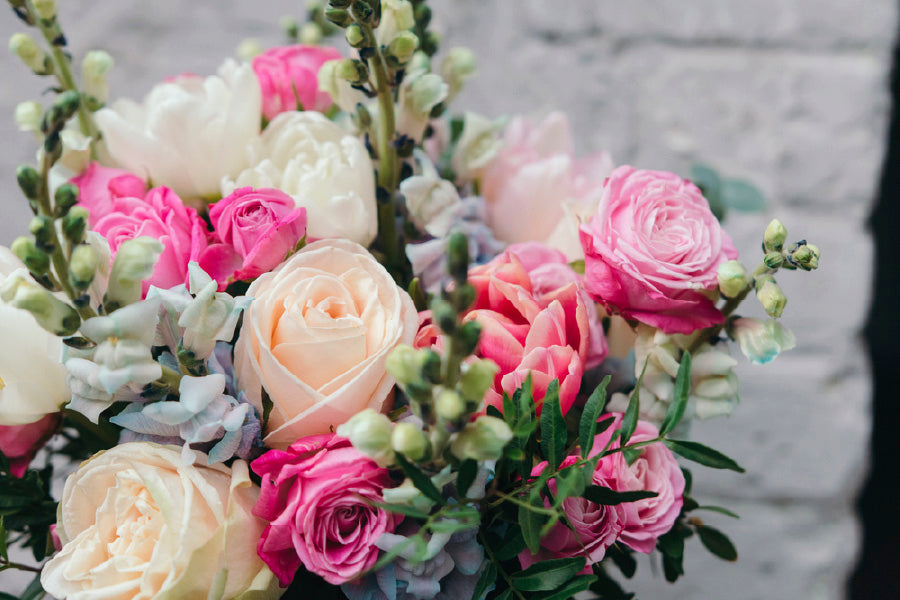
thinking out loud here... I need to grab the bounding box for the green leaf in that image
[408,277,429,312]
[664,440,745,472]
[511,556,587,592]
[659,351,691,436]
[486,404,503,420]
[493,589,513,600]
[20,574,45,600]
[553,466,586,506]
[260,387,274,432]
[0,516,7,562]
[517,374,535,427]
[472,560,497,600]
[607,544,637,578]
[533,574,597,599]
[662,551,684,582]
[697,525,738,561]
[721,179,766,212]
[495,528,526,561]
[370,501,431,520]
[539,380,566,471]
[619,360,649,447]
[0,450,9,475]
[656,529,686,559]
[583,485,658,505]
[0,593,18,600]
[518,503,544,556]
[691,163,724,220]
[394,454,446,505]
[695,505,740,519]
[457,459,478,498]
[579,376,611,457]
[682,467,693,495]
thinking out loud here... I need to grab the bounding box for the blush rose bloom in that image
[252,44,342,120]
[481,112,613,259]
[234,239,417,448]
[252,433,401,586]
[0,414,60,477]
[518,454,627,570]
[70,162,147,226]
[415,250,591,416]
[199,187,307,287]
[93,186,210,294]
[580,166,738,334]
[593,416,685,553]
[40,443,279,600]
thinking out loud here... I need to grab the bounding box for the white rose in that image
[41,443,279,600]
[95,60,261,201]
[223,111,377,245]
[0,247,68,426]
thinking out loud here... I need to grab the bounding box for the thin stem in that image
[0,557,43,574]
[479,530,528,600]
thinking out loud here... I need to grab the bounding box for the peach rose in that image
[234,239,417,448]
[40,443,279,600]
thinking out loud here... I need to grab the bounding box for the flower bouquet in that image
[0,0,821,598]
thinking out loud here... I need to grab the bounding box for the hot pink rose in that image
[580,166,738,334]
[70,162,147,226]
[93,186,210,294]
[415,250,590,416]
[594,415,685,553]
[252,44,342,121]
[251,433,401,586]
[0,413,60,477]
[518,453,627,570]
[199,187,307,287]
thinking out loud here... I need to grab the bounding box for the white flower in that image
[451,112,502,184]
[223,111,377,245]
[376,0,415,46]
[732,317,797,365]
[401,152,461,237]
[95,60,262,201]
[0,247,68,426]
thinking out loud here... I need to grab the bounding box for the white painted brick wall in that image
[0,1,894,597]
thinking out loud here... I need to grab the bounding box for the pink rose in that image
[415,250,590,416]
[251,433,401,586]
[199,187,307,287]
[70,162,147,226]
[518,454,627,570]
[252,45,342,121]
[93,186,210,294]
[580,166,738,334]
[595,415,685,553]
[506,242,608,369]
[481,113,613,259]
[0,413,60,477]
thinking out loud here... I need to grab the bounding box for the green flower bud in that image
[298,22,324,46]
[336,408,395,466]
[459,359,498,403]
[388,31,419,64]
[756,277,786,318]
[335,58,368,84]
[16,165,42,200]
[55,183,79,216]
[440,47,476,101]
[32,0,56,20]
[420,349,442,384]
[329,0,352,8]
[70,244,99,289]
[391,422,429,461]
[54,90,81,122]
[9,33,47,74]
[450,282,475,313]
[104,237,164,311]
[1,274,80,336]
[79,50,114,105]
[716,260,747,299]
[279,15,300,39]
[457,320,482,356]
[431,298,456,334]
[10,236,49,274]
[435,388,466,421]
[345,23,367,48]
[386,344,421,385]
[451,416,513,462]
[789,242,820,271]
[763,219,788,253]
[324,7,352,27]
[349,2,374,24]
[62,206,89,243]
[29,215,55,249]
[354,104,372,129]
[763,252,784,270]
[447,232,469,284]
[15,101,43,134]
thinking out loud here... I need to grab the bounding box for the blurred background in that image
[0,1,896,598]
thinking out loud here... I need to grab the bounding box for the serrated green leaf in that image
[660,351,691,436]
[664,440,745,472]
[695,505,740,519]
[583,485,657,505]
[472,560,497,600]
[533,573,596,599]
[457,460,478,498]
[519,503,545,556]
[540,380,566,471]
[511,556,586,592]
[394,454,445,505]
[579,376,611,457]
[697,525,738,561]
[721,179,766,212]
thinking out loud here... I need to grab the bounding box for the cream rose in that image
[222,111,378,245]
[0,247,68,426]
[40,442,279,600]
[234,239,417,448]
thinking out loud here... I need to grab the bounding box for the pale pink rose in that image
[580,166,738,334]
[414,250,590,416]
[199,187,307,288]
[518,454,627,570]
[0,414,59,477]
[234,239,418,448]
[251,433,401,586]
[481,112,613,259]
[594,415,685,553]
[252,44,342,120]
[93,186,210,294]
[70,162,147,226]
[506,242,608,369]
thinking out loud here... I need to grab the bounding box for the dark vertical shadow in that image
[849,28,900,600]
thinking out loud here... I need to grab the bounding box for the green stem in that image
[0,557,43,574]
[479,530,527,600]
[159,365,184,390]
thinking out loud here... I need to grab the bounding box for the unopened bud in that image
[756,277,786,318]
[457,320,482,356]
[335,58,367,84]
[336,408,395,466]
[70,244,99,289]
[9,33,47,74]
[10,236,49,274]
[1,274,80,336]
[459,359,498,403]
[16,165,41,199]
[446,232,469,284]
[431,298,456,334]
[451,416,513,462]
[298,22,323,46]
[105,237,163,311]
[440,47,476,101]
[788,242,819,271]
[62,206,89,243]
[349,2,374,24]
[324,7,352,28]
[32,0,56,20]
[763,252,783,270]
[54,183,79,215]
[235,39,262,61]
[386,345,421,385]
[345,23,367,48]
[329,0,352,8]
[279,15,300,40]
[29,215,55,248]
[388,31,419,64]
[15,101,43,134]
[391,422,429,461]
[353,104,372,129]
[716,260,747,299]
[763,219,788,253]
[420,349,442,383]
[435,388,466,421]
